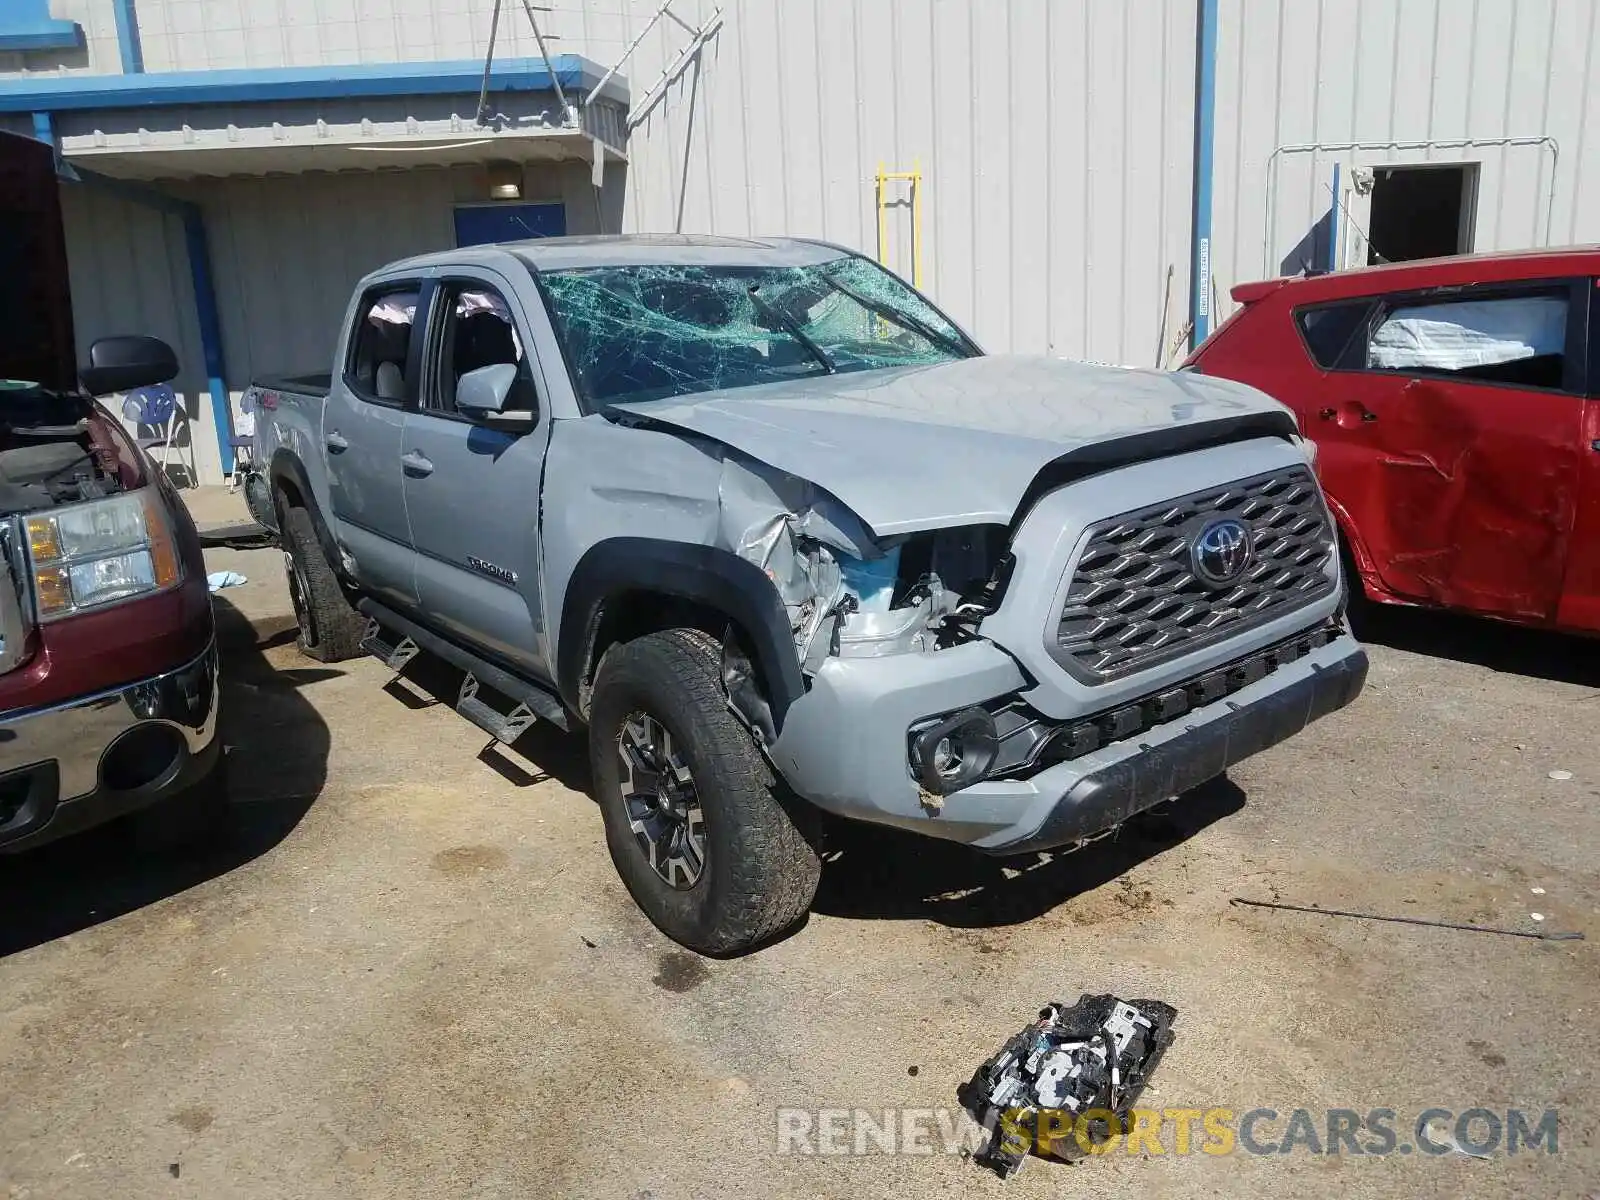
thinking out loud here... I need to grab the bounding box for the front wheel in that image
[588,629,821,956]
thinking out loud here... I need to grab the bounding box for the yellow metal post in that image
[875,162,888,268]
[874,164,924,288]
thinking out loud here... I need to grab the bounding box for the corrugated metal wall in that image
[616,0,1199,365]
[21,0,1600,481]
[1210,0,1600,324]
[10,0,1202,368]
[58,161,602,482]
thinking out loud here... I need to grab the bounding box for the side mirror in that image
[457,362,536,428]
[80,336,179,397]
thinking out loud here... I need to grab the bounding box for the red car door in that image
[1310,278,1588,624]
[1555,282,1600,633]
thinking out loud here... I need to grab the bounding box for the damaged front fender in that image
[543,415,1004,733]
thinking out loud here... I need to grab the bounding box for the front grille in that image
[1056,466,1335,680]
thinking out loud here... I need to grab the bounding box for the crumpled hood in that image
[612,355,1297,535]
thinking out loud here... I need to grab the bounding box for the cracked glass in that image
[538,255,977,411]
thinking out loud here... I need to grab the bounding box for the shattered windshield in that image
[538,255,978,411]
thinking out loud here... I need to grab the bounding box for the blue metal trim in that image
[30,109,53,145]
[111,0,144,74]
[0,55,622,113]
[47,161,233,475]
[1189,0,1219,350]
[182,208,233,475]
[0,26,80,50]
[0,0,83,53]
[1327,162,1341,272]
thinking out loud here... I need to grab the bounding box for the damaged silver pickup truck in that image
[254,235,1367,954]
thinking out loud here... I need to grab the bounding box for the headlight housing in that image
[24,490,182,620]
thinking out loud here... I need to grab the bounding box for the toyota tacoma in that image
[253,234,1367,954]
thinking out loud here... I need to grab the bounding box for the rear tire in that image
[281,505,364,663]
[589,629,821,956]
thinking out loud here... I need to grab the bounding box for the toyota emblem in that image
[1192,518,1253,587]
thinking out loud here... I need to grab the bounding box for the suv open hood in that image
[612,355,1297,535]
[0,132,78,393]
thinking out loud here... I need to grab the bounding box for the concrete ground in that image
[1,487,1595,1199]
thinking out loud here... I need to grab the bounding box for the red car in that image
[1185,249,1600,636]
[0,130,221,852]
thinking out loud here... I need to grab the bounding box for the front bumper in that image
[769,632,1367,853]
[0,641,220,852]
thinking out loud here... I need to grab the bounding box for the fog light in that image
[909,707,998,795]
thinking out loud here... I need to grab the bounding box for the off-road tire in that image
[281,505,364,663]
[589,629,822,956]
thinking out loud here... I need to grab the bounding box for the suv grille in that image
[1056,466,1335,680]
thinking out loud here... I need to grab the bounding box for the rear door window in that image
[1294,300,1373,369]
[1364,286,1575,391]
[346,285,421,404]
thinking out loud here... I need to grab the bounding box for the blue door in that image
[453,203,567,247]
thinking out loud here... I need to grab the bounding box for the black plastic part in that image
[1007,409,1302,534]
[358,598,570,731]
[556,537,806,733]
[908,706,998,794]
[79,335,179,397]
[994,645,1368,854]
[959,993,1178,1179]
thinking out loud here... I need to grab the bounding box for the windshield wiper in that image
[748,286,835,375]
[821,273,974,358]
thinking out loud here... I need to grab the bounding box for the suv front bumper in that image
[769,632,1367,853]
[0,641,220,852]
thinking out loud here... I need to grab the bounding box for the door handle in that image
[401,450,434,477]
[325,431,349,452]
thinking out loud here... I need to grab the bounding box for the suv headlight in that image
[24,490,182,620]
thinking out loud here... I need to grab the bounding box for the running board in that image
[457,674,539,745]
[357,598,570,732]
[361,621,419,672]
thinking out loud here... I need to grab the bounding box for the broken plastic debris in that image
[959,994,1176,1178]
[1531,913,1545,922]
[1531,887,1546,896]
[1548,770,1573,781]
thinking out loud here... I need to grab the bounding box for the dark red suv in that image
[1185,249,1600,636]
[0,131,221,852]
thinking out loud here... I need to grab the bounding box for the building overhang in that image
[0,55,628,181]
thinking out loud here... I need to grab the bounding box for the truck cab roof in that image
[383,234,851,277]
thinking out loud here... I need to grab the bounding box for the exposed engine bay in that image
[714,449,1010,672]
[0,386,126,514]
[960,993,1177,1178]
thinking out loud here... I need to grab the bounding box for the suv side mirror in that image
[80,336,179,397]
[457,363,536,428]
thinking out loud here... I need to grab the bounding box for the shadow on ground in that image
[0,597,329,958]
[1352,600,1599,687]
[380,653,592,793]
[812,776,1246,928]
